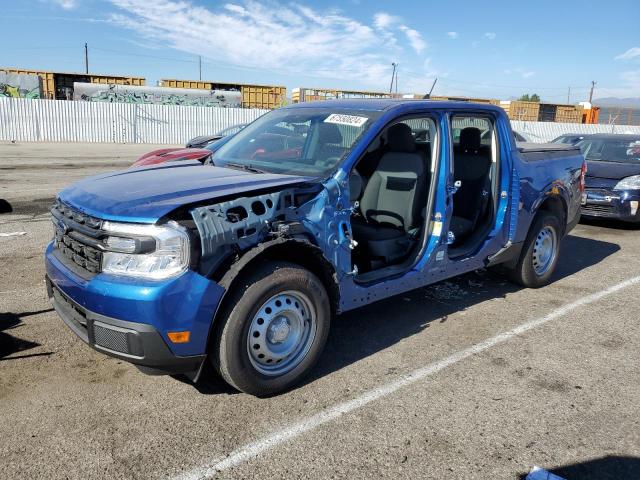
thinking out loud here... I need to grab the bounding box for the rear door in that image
[443,112,512,262]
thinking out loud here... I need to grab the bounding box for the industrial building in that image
[160,79,286,109]
[0,67,145,100]
[0,67,627,125]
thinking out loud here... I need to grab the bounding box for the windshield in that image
[579,137,640,163]
[212,108,381,176]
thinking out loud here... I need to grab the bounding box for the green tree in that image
[518,93,540,102]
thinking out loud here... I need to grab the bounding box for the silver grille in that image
[93,323,130,354]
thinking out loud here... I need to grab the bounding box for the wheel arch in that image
[534,194,568,236]
[206,238,340,352]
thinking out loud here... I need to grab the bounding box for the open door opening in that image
[448,115,499,257]
[348,117,439,282]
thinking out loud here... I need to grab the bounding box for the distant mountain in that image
[593,97,640,108]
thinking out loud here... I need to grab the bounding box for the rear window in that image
[451,117,493,145]
[579,138,640,163]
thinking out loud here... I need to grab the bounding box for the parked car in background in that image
[513,131,530,142]
[185,123,247,148]
[46,100,585,396]
[132,147,213,168]
[580,134,640,223]
[131,123,248,167]
[551,133,590,146]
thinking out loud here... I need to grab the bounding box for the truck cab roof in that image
[284,98,506,115]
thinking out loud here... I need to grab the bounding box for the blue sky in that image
[2,0,639,101]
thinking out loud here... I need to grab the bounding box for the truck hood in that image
[58,161,315,223]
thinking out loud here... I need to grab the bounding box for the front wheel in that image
[508,213,562,288]
[211,261,331,396]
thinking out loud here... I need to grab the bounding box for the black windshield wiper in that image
[222,162,267,174]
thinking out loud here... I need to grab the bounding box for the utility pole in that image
[389,62,397,94]
[567,86,571,104]
[84,42,89,74]
[394,67,398,95]
[198,55,202,81]
[588,81,597,103]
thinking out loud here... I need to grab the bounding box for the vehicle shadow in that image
[305,233,620,387]
[187,233,619,395]
[580,216,640,230]
[518,455,640,480]
[0,199,12,214]
[0,309,54,361]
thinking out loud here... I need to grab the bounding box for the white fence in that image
[1,97,639,144]
[511,120,640,143]
[0,97,268,144]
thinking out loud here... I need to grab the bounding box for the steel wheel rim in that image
[247,290,317,376]
[532,226,557,276]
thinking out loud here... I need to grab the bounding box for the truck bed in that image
[517,142,581,161]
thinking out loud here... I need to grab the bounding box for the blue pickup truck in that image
[46,100,585,396]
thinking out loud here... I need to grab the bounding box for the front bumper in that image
[581,188,640,223]
[47,277,205,374]
[45,242,225,376]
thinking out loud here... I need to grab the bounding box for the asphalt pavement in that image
[1,142,639,480]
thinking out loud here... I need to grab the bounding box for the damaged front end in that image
[187,177,353,310]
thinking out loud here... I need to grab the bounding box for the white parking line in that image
[174,274,640,480]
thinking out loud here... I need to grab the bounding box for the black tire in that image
[508,213,562,288]
[211,261,331,396]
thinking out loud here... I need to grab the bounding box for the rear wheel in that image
[508,213,562,288]
[211,261,331,396]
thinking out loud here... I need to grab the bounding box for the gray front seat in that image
[352,123,428,264]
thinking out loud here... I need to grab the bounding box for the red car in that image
[132,147,212,167]
[131,124,248,168]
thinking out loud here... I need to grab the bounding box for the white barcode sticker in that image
[432,221,443,237]
[324,114,368,127]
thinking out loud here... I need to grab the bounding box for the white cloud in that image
[400,25,427,54]
[484,32,496,40]
[373,11,427,54]
[49,0,78,8]
[446,31,458,39]
[373,12,400,29]
[615,47,640,61]
[109,1,432,90]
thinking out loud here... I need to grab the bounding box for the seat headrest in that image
[318,122,343,144]
[387,123,416,153]
[459,127,481,152]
